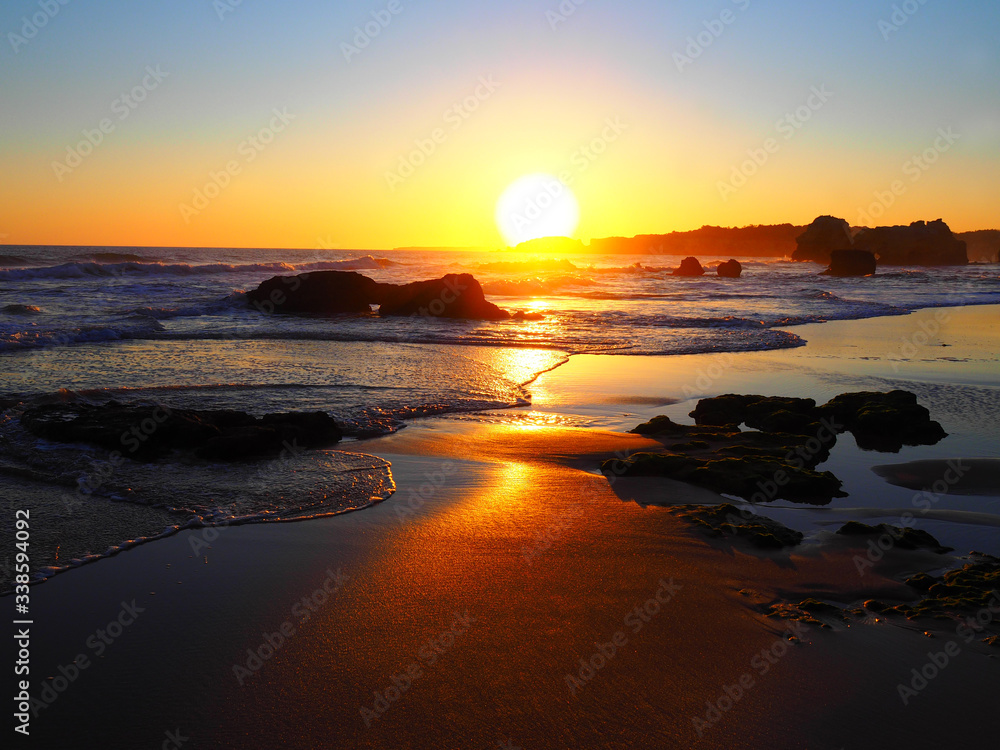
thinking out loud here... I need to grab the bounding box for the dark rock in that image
[377,273,510,320]
[20,402,227,457]
[247,271,383,314]
[821,249,877,277]
[835,521,953,553]
[603,452,845,505]
[905,573,937,592]
[20,402,341,461]
[689,394,817,430]
[673,257,705,276]
[792,216,853,263]
[901,561,1000,621]
[260,411,341,445]
[668,503,804,549]
[853,220,968,266]
[743,397,817,428]
[194,425,292,461]
[863,599,888,613]
[689,394,760,426]
[248,271,509,320]
[717,259,742,278]
[816,390,947,451]
[669,440,710,451]
[629,415,699,437]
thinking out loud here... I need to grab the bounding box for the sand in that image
[20,305,1000,749]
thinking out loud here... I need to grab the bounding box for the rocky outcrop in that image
[605,450,845,505]
[821,249,877,277]
[668,503,804,549]
[19,402,342,461]
[791,216,968,267]
[815,390,947,451]
[247,271,383,314]
[836,522,953,553]
[686,390,946,453]
[377,273,510,320]
[247,271,509,320]
[614,390,946,504]
[958,230,1000,262]
[716,259,742,278]
[673,257,705,276]
[853,220,968,265]
[791,215,853,263]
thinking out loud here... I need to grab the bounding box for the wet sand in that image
[20,305,1000,749]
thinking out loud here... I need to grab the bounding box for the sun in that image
[495,173,580,247]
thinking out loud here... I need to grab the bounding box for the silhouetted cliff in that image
[588,224,804,257]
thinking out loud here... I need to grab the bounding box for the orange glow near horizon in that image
[3,8,997,250]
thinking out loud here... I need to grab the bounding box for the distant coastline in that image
[391,225,1000,262]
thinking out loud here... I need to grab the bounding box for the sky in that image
[1,0,997,249]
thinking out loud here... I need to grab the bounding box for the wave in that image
[0,254,28,267]
[476,258,579,273]
[2,304,43,315]
[482,275,598,295]
[0,255,396,281]
[0,319,165,352]
[124,291,246,320]
[75,252,148,263]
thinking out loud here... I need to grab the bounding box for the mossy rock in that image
[905,572,937,592]
[629,415,694,437]
[835,521,952,553]
[668,503,803,549]
[815,390,947,451]
[670,440,710,451]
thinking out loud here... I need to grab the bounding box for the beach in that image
[16,303,1000,749]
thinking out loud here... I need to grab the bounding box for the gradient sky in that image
[1,0,997,248]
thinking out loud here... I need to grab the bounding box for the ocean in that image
[2,246,999,580]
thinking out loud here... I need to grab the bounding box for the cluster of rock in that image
[19,402,342,461]
[247,271,511,320]
[764,554,1000,644]
[791,215,968,273]
[672,257,743,278]
[606,390,947,505]
[666,503,804,549]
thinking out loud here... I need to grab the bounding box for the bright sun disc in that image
[495,173,580,247]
